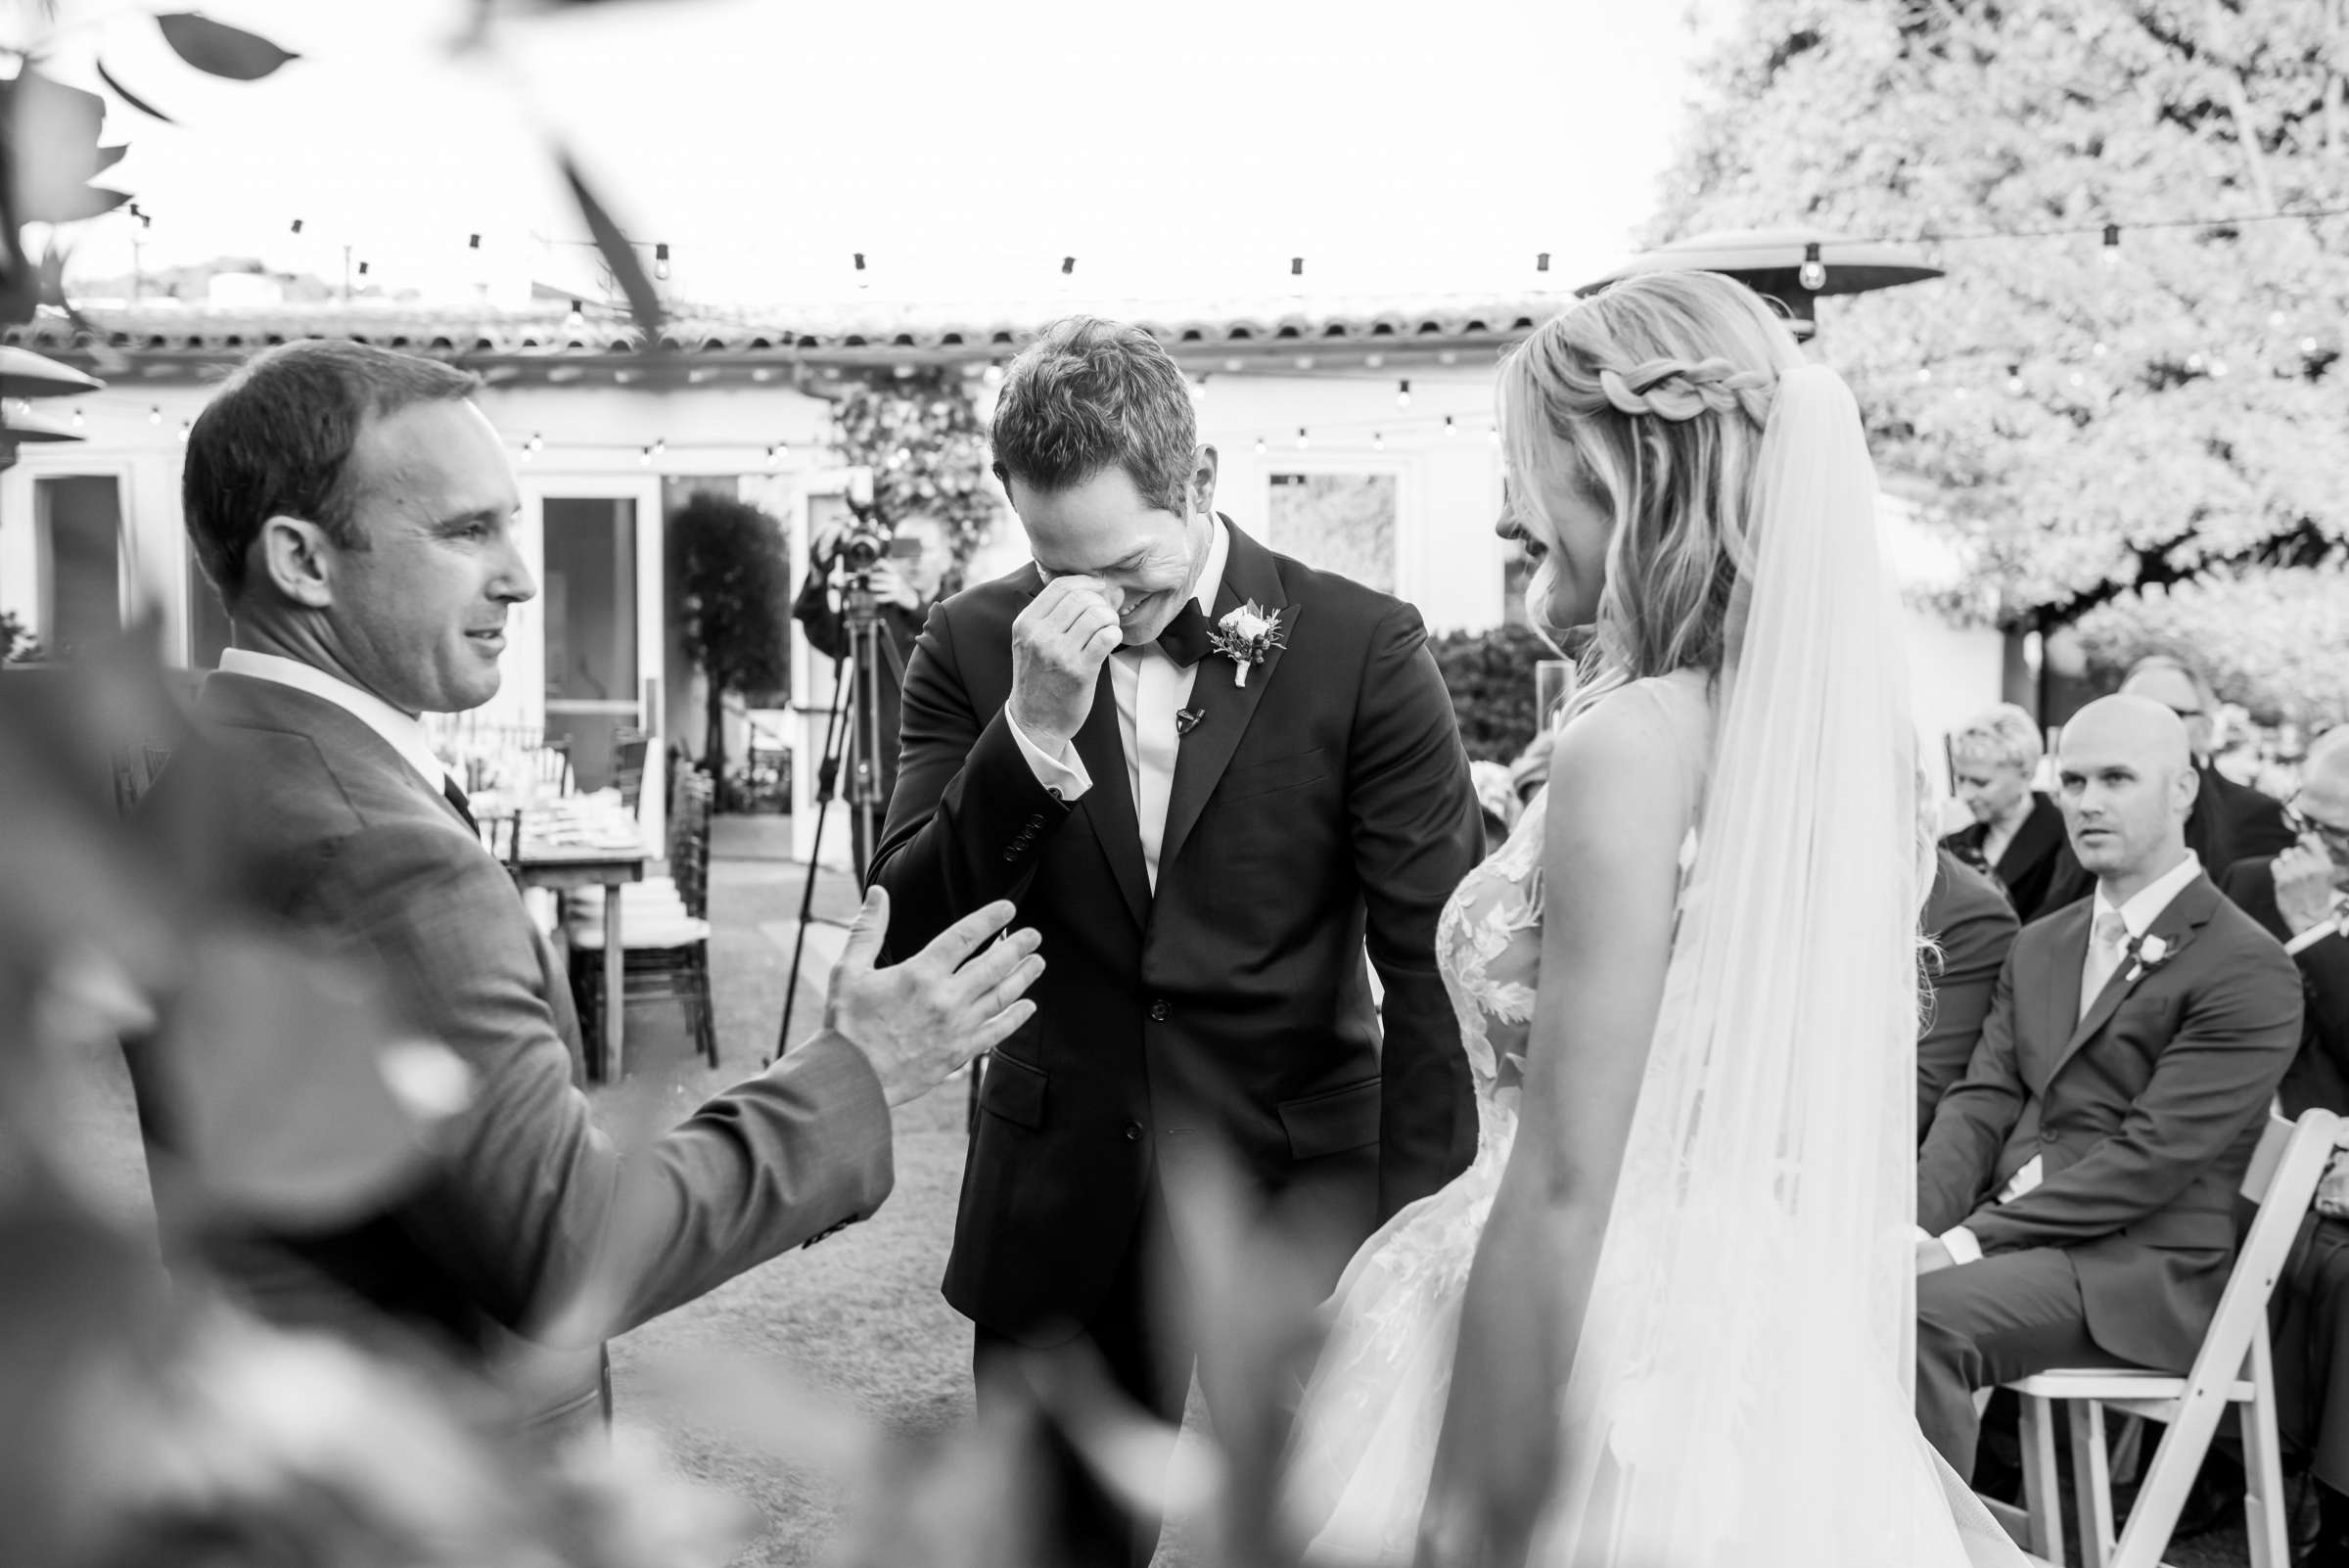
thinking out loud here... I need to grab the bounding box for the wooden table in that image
[514,838,648,1081]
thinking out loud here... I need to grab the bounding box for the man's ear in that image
[2175,761,2202,818]
[1190,443,1220,518]
[255,514,337,610]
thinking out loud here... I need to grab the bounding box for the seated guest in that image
[1918,847,2020,1140]
[1942,702,2090,923]
[2222,726,2349,1562]
[2122,654,2297,869]
[1912,695,2302,1484]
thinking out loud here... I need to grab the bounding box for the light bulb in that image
[1254,437,1267,454]
[70,406,84,429]
[765,444,779,469]
[1295,427,1308,449]
[1396,379,1411,409]
[1445,415,1457,437]
[1372,432,1384,450]
[564,300,586,335]
[1798,242,1826,292]
[982,361,1005,387]
[2270,310,2288,329]
[653,243,670,282]
[2303,337,2321,353]
[640,446,652,466]
[149,405,161,425]
[2093,341,2108,357]
[653,438,667,455]
[2100,224,2120,267]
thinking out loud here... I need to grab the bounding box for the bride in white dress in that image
[1279,271,2030,1566]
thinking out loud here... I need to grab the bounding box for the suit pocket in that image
[1278,1077,1382,1159]
[980,1051,1047,1130]
[1218,747,1332,806]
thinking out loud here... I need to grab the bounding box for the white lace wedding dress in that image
[1280,365,2036,1567]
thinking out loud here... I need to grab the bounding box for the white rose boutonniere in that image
[2123,932,2176,985]
[1208,601,1286,687]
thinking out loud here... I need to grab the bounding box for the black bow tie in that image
[1155,602,1215,668]
[442,775,479,834]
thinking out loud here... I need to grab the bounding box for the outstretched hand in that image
[822,887,1043,1106]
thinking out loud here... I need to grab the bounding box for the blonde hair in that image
[1950,702,2044,776]
[1500,271,1806,720]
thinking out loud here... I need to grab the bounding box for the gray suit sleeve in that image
[327,820,895,1342]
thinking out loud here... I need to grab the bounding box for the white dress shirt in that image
[1936,850,2204,1266]
[1006,518,1232,892]
[218,648,451,795]
[2285,893,2349,957]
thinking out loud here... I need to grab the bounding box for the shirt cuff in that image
[1940,1225,1984,1267]
[2286,921,2344,958]
[1005,710,1091,801]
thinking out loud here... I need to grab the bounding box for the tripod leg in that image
[775,654,854,1064]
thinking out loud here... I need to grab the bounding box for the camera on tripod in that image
[834,500,927,578]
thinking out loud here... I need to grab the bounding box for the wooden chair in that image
[612,728,650,817]
[528,740,574,799]
[481,809,525,871]
[110,742,174,818]
[567,769,717,1068]
[1996,1108,2345,1568]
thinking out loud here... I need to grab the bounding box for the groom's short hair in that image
[990,316,1196,515]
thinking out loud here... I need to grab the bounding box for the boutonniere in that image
[2123,932,2179,985]
[1209,601,1286,688]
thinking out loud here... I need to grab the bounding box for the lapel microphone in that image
[1176,708,1207,736]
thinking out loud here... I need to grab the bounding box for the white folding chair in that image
[1995,1108,2344,1568]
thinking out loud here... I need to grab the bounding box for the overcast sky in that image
[26,0,1731,309]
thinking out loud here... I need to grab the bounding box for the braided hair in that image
[1499,271,1805,719]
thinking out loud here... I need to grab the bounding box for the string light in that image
[70,407,83,429]
[2005,365,2024,394]
[1291,256,1304,276]
[290,217,303,235]
[1798,241,1826,292]
[1372,432,1384,450]
[564,300,586,334]
[1060,255,1076,276]
[853,252,868,289]
[765,444,779,468]
[1295,427,1309,449]
[653,243,670,281]
[176,420,189,442]
[468,233,481,250]
[2100,223,2121,267]
[652,438,667,455]
[1254,437,1267,454]
[1444,415,1457,437]
[1536,252,1551,273]
[639,445,652,466]
[1397,379,1411,409]
[149,405,161,425]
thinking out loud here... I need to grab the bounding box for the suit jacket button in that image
[1125,1122,1143,1141]
[1002,848,1020,861]
[1148,999,1170,1022]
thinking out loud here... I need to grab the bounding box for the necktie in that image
[442,775,479,835]
[1156,602,1214,668]
[2079,909,2129,1021]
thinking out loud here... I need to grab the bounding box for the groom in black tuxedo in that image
[870,316,1481,1566]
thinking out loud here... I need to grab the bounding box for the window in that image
[1266,473,1397,593]
[35,477,122,657]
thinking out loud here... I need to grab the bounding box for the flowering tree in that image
[1647,0,2349,632]
[2074,568,2349,725]
[828,369,998,580]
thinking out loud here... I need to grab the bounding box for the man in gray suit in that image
[139,340,1042,1433]
[1912,695,2302,1481]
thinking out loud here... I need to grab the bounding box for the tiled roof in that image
[3,292,1568,375]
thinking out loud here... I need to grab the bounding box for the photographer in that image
[792,509,953,872]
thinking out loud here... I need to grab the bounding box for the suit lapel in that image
[1068,663,1151,930]
[2029,901,2092,1094]
[1159,521,1294,881]
[2049,873,2221,1081]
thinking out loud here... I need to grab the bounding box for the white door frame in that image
[516,473,668,849]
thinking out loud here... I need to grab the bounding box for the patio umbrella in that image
[0,405,81,441]
[0,345,104,399]
[1576,226,1944,334]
